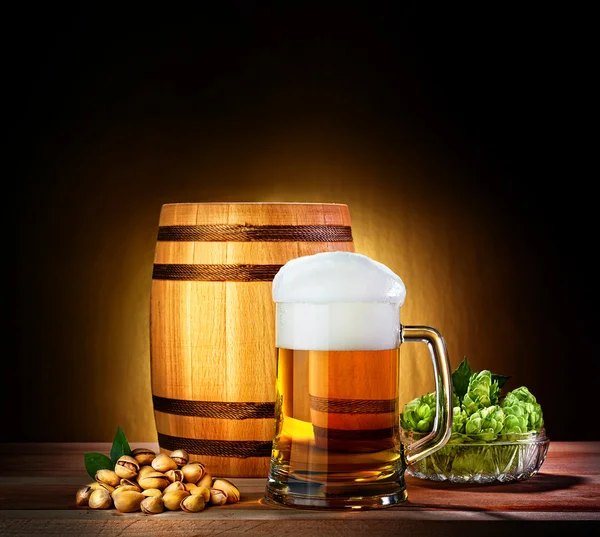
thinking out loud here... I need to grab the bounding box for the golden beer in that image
[269,347,404,499]
[265,251,453,509]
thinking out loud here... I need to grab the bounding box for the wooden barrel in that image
[150,202,355,477]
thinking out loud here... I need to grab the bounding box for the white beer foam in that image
[273,252,406,351]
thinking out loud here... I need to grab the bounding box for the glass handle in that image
[401,325,453,465]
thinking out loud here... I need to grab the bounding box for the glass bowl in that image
[400,428,550,484]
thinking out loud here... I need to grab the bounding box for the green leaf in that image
[84,452,114,479]
[491,374,511,389]
[110,425,132,464]
[452,357,473,403]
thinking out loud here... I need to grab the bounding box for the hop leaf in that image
[451,357,473,403]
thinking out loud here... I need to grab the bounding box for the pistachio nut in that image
[88,488,113,509]
[181,494,206,513]
[113,490,145,513]
[212,479,240,503]
[141,495,164,514]
[88,481,115,493]
[196,473,213,489]
[112,485,141,498]
[75,486,93,507]
[131,448,156,466]
[169,449,189,467]
[138,465,155,480]
[138,471,170,491]
[163,490,190,510]
[119,478,141,491]
[163,481,186,494]
[181,462,205,483]
[209,488,227,506]
[183,482,198,493]
[191,486,210,502]
[152,453,178,473]
[142,488,163,497]
[115,455,140,480]
[165,469,184,483]
[95,469,120,488]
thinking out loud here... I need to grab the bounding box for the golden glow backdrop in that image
[23,122,541,443]
[9,4,594,443]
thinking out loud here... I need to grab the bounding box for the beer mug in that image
[265,251,453,509]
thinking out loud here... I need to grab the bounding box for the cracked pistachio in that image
[181,494,205,513]
[113,490,145,513]
[75,486,93,507]
[141,495,164,514]
[88,488,112,509]
[131,448,156,466]
[165,469,184,483]
[212,479,240,503]
[169,449,189,467]
[163,490,190,510]
[152,454,178,473]
[114,455,139,480]
[182,462,205,484]
[209,488,227,506]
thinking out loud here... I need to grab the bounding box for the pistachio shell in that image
[212,479,240,503]
[196,473,213,489]
[113,490,145,513]
[115,455,140,480]
[138,472,170,490]
[131,448,156,466]
[142,488,163,497]
[163,490,190,510]
[165,469,184,483]
[141,495,164,514]
[112,485,141,498]
[138,465,155,479]
[163,481,186,494]
[88,481,115,493]
[95,469,120,488]
[169,449,189,467]
[191,486,210,502]
[183,482,198,492]
[182,462,205,483]
[119,478,141,491]
[152,454,178,473]
[75,486,92,507]
[181,494,205,513]
[88,488,112,509]
[209,488,227,506]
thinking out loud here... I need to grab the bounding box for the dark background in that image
[7,3,596,442]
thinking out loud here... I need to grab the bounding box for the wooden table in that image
[0,442,598,536]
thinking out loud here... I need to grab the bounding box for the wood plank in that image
[0,512,598,537]
[0,442,598,536]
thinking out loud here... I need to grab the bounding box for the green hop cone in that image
[400,392,436,433]
[464,405,505,441]
[500,387,544,433]
[452,407,468,434]
[508,386,538,405]
[462,370,500,415]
